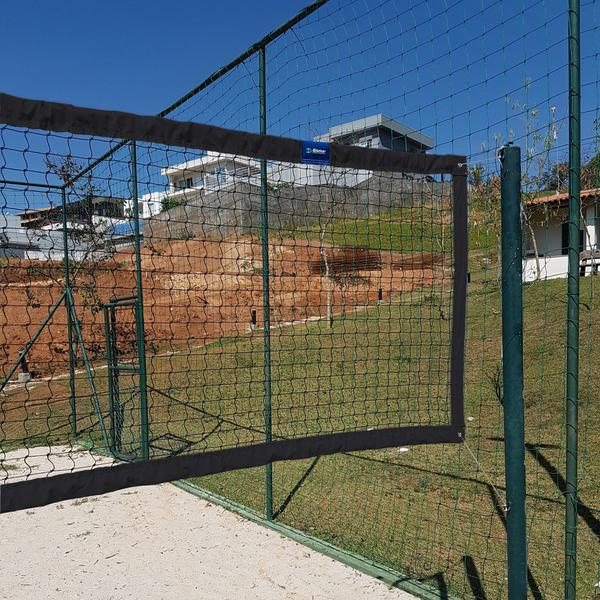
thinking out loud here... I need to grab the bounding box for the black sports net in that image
[0,94,466,511]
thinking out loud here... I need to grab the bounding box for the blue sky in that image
[0,1,310,113]
[0,0,310,208]
[1,0,598,208]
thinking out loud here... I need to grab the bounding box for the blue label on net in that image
[301,140,330,165]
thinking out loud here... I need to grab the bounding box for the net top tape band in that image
[0,92,466,177]
[0,424,461,513]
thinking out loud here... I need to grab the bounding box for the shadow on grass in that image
[524,443,600,541]
[343,450,568,511]
[489,436,600,540]
[463,555,487,600]
[486,484,544,600]
[416,571,449,599]
[274,456,320,519]
[339,449,551,599]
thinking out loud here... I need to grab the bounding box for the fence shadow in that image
[486,484,544,600]
[488,437,600,540]
[462,555,487,600]
[274,456,320,519]
[524,443,600,540]
[417,571,449,600]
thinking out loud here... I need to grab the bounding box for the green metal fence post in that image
[103,304,116,452]
[66,286,111,449]
[565,1,581,598]
[500,144,528,600]
[130,141,150,461]
[259,45,274,521]
[61,186,77,437]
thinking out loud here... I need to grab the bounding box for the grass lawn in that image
[187,273,599,600]
[273,206,492,254]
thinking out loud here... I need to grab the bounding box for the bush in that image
[161,196,187,213]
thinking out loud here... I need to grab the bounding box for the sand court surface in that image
[0,478,417,600]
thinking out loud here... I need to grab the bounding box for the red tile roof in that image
[527,187,600,206]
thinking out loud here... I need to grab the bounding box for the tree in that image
[468,164,502,284]
[582,152,600,189]
[43,155,113,314]
[160,196,187,213]
[535,153,600,194]
[538,161,569,193]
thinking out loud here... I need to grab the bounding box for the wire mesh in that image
[0,106,465,494]
[0,1,599,599]
[169,1,597,599]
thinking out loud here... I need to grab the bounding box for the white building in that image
[140,151,263,215]
[166,152,261,192]
[138,150,367,214]
[1,212,100,261]
[138,114,435,217]
[314,114,434,152]
[17,196,127,233]
[523,188,600,282]
[13,196,138,257]
[132,192,163,220]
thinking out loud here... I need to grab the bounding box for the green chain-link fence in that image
[1,1,598,599]
[172,2,599,598]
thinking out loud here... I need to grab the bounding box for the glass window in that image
[213,167,227,185]
[561,222,585,255]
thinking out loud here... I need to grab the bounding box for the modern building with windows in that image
[0,212,96,260]
[148,151,262,209]
[314,114,434,152]
[6,114,436,250]
[139,114,435,219]
[17,196,126,232]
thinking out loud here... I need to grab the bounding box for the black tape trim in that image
[450,173,468,432]
[0,425,463,513]
[0,92,465,175]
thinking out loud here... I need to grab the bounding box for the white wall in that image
[524,203,598,282]
[585,204,597,248]
[523,255,569,282]
[136,192,164,219]
[526,211,564,256]
[268,163,371,187]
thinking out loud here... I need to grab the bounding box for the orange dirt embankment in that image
[0,236,443,378]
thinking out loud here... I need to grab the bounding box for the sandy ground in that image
[0,482,416,600]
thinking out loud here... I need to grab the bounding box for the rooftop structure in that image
[17,196,125,230]
[314,114,434,152]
